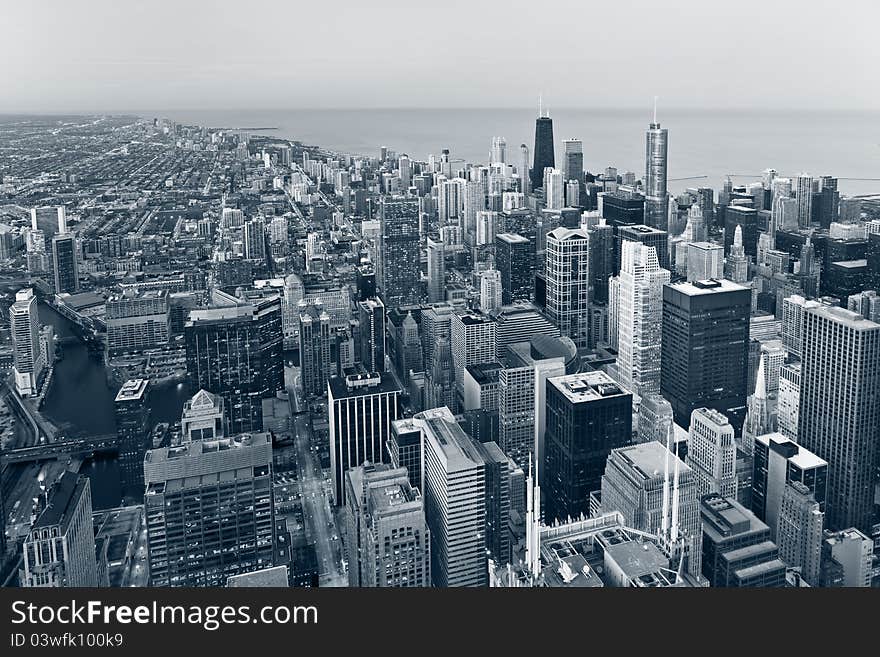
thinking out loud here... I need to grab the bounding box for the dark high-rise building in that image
[868,231,880,290]
[588,222,615,304]
[494,233,535,304]
[544,371,632,523]
[724,205,759,259]
[185,298,284,434]
[599,191,645,232]
[328,371,402,505]
[144,433,276,587]
[389,418,424,492]
[616,224,669,275]
[355,264,376,302]
[299,302,332,397]
[661,279,751,431]
[115,378,151,499]
[798,305,880,533]
[379,197,422,307]
[52,232,79,294]
[357,298,386,373]
[531,111,555,190]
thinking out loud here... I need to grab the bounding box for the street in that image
[284,365,347,587]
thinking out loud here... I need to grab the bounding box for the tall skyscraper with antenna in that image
[644,99,669,230]
[531,96,555,191]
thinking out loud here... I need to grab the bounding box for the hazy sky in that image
[3,0,878,112]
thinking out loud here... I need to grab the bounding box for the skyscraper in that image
[686,408,738,499]
[490,136,507,165]
[52,231,79,294]
[797,305,880,533]
[544,168,565,210]
[144,433,276,587]
[795,173,814,228]
[660,279,751,430]
[327,371,402,505]
[20,472,98,588]
[644,118,669,230]
[518,143,531,195]
[498,341,567,472]
[426,236,445,303]
[777,481,824,586]
[562,138,584,186]
[686,242,724,282]
[545,227,591,348]
[419,407,489,587]
[379,197,422,307]
[10,287,46,397]
[495,233,535,304]
[185,298,284,433]
[243,217,266,261]
[609,240,670,396]
[450,310,496,397]
[342,464,430,587]
[357,297,386,374]
[531,106,555,190]
[616,224,669,274]
[480,268,502,312]
[115,378,151,499]
[298,302,332,397]
[601,441,702,579]
[545,372,632,522]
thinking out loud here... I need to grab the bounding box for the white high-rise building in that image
[609,241,670,396]
[419,407,489,587]
[10,288,46,397]
[544,168,565,210]
[686,242,724,282]
[686,408,738,499]
[480,269,502,313]
[490,136,507,165]
[476,210,498,246]
[777,361,800,441]
[545,227,590,349]
[438,178,463,226]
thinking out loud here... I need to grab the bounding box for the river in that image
[38,302,192,509]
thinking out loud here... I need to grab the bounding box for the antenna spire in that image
[538,93,543,118]
[653,96,658,125]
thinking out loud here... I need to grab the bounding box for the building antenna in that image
[539,93,543,118]
[653,96,658,125]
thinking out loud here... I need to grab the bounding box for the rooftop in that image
[115,378,149,403]
[668,278,749,296]
[613,441,688,481]
[33,472,86,531]
[496,232,530,244]
[808,304,880,330]
[548,371,628,404]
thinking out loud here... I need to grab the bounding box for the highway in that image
[284,365,347,587]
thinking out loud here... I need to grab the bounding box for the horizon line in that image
[2,105,880,117]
